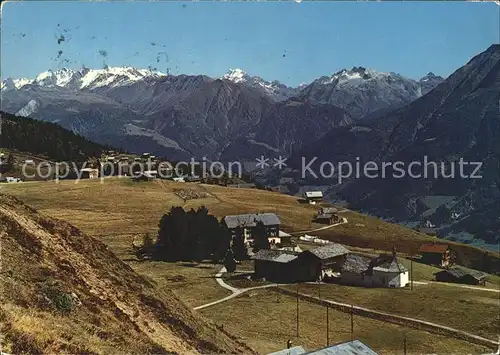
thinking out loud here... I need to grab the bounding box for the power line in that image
[296,283,300,338]
[326,304,330,346]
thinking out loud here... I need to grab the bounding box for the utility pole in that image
[276,283,279,303]
[296,284,299,338]
[403,336,407,355]
[410,257,414,291]
[350,305,354,341]
[326,304,329,346]
[318,279,321,299]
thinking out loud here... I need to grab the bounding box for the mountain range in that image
[1,65,442,161]
[3,45,498,248]
[290,44,500,249]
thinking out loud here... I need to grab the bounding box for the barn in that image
[418,243,452,267]
[252,250,300,283]
[434,267,487,286]
[298,243,350,281]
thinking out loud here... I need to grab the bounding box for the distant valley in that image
[2,45,498,251]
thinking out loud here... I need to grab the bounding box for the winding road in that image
[193,267,277,310]
[192,214,499,350]
[288,217,348,235]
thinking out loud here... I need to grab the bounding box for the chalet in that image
[172,177,185,182]
[252,250,300,283]
[319,207,338,214]
[4,177,22,183]
[80,168,99,179]
[304,191,323,204]
[24,159,34,164]
[270,231,302,253]
[418,243,451,267]
[298,243,350,281]
[223,213,280,245]
[371,254,409,288]
[337,252,409,288]
[313,212,340,225]
[434,267,487,286]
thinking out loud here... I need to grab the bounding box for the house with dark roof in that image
[418,243,452,267]
[337,252,409,288]
[434,267,487,286]
[252,243,352,283]
[319,207,338,214]
[223,213,281,246]
[313,212,341,225]
[304,191,324,204]
[299,243,351,281]
[80,168,99,179]
[252,250,301,283]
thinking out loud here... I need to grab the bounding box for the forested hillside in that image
[1,111,114,162]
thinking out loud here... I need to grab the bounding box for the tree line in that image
[1,111,112,162]
[136,206,272,271]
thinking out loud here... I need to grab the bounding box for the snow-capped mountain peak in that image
[223,68,250,84]
[418,72,444,95]
[222,68,303,101]
[34,68,77,88]
[1,66,167,92]
[0,77,32,91]
[316,67,393,86]
[299,66,444,119]
[419,72,443,82]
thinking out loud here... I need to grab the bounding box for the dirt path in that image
[193,267,276,310]
[194,266,498,349]
[288,217,348,235]
[413,281,499,293]
[195,263,499,349]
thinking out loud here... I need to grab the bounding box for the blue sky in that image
[1,1,498,86]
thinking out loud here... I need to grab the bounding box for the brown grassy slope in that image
[200,289,488,355]
[286,282,499,340]
[2,178,498,273]
[0,194,254,355]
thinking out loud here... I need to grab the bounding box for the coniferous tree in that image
[215,223,231,263]
[156,206,188,261]
[232,226,249,261]
[252,220,270,252]
[223,249,236,273]
[5,154,15,172]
